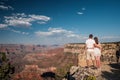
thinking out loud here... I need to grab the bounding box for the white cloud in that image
[67,34,80,38]
[35,27,87,45]
[35,31,52,36]
[29,15,50,21]
[8,5,14,10]
[4,13,33,27]
[22,32,29,35]
[10,29,21,34]
[9,28,29,35]
[77,8,86,15]
[0,13,50,35]
[1,13,50,28]
[0,24,7,28]
[7,19,32,27]
[35,27,80,38]
[77,12,83,15]
[0,5,8,9]
[0,5,14,10]
[37,21,46,24]
[82,7,86,10]
[48,27,69,34]
[0,2,4,4]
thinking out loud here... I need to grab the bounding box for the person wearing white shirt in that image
[85,34,95,68]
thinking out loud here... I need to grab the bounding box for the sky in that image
[0,0,120,45]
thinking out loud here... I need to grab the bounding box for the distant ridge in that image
[66,41,120,44]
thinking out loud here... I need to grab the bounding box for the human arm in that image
[94,43,101,49]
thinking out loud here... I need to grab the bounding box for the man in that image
[85,34,95,68]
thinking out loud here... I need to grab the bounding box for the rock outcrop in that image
[62,66,102,80]
[64,42,120,67]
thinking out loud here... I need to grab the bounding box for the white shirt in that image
[85,38,95,51]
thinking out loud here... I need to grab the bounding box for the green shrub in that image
[1,52,7,61]
[0,52,15,80]
[84,75,96,80]
[55,63,73,79]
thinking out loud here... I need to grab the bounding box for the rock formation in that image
[64,42,120,67]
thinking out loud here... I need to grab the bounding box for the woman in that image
[94,37,102,70]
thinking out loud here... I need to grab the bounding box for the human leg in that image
[91,51,95,67]
[95,56,98,68]
[95,56,101,68]
[97,56,101,68]
[86,51,91,68]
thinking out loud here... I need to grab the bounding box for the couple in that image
[85,34,102,70]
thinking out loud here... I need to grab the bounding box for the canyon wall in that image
[64,42,120,67]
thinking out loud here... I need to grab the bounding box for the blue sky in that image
[0,0,120,45]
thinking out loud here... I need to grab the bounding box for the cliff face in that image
[64,42,120,66]
[64,43,85,54]
[64,42,120,54]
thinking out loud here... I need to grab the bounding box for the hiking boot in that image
[91,65,97,69]
[85,66,88,68]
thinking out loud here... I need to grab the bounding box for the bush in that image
[55,63,73,79]
[0,52,15,80]
[84,75,96,80]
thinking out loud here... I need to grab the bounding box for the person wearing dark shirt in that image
[116,49,120,63]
